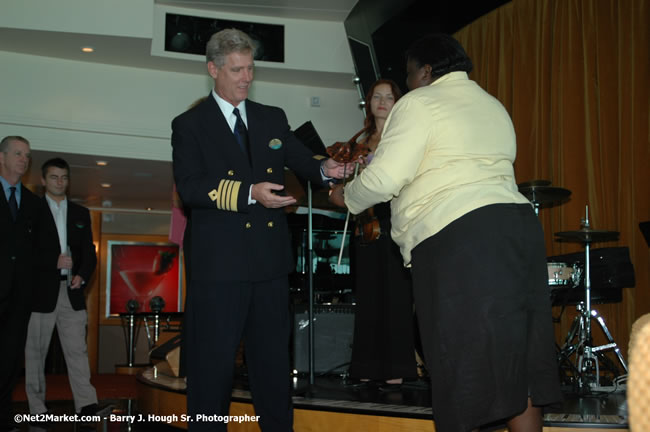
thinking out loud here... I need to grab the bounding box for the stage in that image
[136,367,629,431]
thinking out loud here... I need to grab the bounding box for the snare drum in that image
[547,262,574,286]
[547,262,583,287]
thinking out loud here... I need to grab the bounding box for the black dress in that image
[348,202,418,381]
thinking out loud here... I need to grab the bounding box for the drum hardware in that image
[518,180,572,216]
[555,206,626,392]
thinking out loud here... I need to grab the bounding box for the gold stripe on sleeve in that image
[229,181,241,212]
[210,179,242,211]
[216,180,226,210]
[224,180,235,211]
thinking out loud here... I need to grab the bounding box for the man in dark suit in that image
[0,136,41,432]
[24,157,99,417]
[172,29,353,431]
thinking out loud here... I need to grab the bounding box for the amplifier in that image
[292,304,355,374]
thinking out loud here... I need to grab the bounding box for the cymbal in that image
[517,179,551,188]
[555,228,619,243]
[518,185,571,205]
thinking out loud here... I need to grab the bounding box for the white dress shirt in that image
[45,194,69,276]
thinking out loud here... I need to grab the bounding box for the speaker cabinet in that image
[292,304,355,374]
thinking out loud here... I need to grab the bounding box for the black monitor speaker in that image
[292,304,355,374]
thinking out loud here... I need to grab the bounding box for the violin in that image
[326,127,371,163]
[327,127,381,244]
[356,206,381,243]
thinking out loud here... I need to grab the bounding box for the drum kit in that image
[518,180,627,392]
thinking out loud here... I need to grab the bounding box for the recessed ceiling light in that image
[100,183,111,188]
[81,47,95,53]
[146,207,153,211]
[96,160,108,166]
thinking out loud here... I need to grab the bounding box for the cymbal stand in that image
[558,206,628,391]
[533,201,540,217]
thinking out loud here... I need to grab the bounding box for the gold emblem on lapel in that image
[268,138,282,150]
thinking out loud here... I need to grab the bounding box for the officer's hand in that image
[322,158,358,179]
[251,182,297,208]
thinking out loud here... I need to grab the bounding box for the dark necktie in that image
[233,108,251,164]
[8,186,18,221]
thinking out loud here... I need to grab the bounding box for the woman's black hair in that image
[405,33,473,78]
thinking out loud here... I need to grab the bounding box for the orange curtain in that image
[455,0,650,355]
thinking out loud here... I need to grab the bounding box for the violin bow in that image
[327,126,368,266]
[337,160,360,266]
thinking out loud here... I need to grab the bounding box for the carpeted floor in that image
[12,374,138,402]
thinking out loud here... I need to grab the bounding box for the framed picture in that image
[105,241,182,317]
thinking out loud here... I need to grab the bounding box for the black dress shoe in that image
[78,403,99,416]
[28,411,53,428]
[344,379,378,389]
[1,421,20,432]
[378,383,402,392]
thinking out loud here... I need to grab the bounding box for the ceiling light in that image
[96,160,108,166]
[100,183,111,188]
[81,47,95,53]
[146,207,153,211]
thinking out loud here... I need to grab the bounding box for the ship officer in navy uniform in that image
[171,29,354,431]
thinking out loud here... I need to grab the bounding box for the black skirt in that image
[411,203,562,432]
[348,211,417,381]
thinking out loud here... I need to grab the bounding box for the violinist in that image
[330,79,417,389]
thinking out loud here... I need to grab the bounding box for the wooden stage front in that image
[136,368,629,431]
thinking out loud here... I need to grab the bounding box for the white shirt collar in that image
[211,90,247,131]
[45,193,67,211]
[431,71,469,86]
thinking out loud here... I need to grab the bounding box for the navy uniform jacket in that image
[0,185,41,318]
[172,96,324,283]
[33,199,97,312]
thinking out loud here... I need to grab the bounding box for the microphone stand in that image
[292,181,317,397]
[301,75,367,395]
[307,181,315,386]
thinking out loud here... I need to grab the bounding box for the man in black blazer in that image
[0,136,41,432]
[172,29,353,431]
[24,158,98,417]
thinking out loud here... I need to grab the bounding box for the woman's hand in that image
[328,183,346,208]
